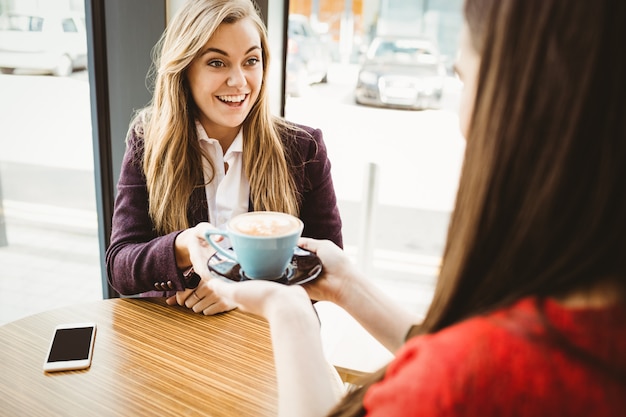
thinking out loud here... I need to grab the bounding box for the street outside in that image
[0,64,465,322]
[286,63,465,212]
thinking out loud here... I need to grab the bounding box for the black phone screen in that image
[47,327,94,362]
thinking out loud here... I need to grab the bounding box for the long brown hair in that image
[130,0,300,234]
[329,0,626,415]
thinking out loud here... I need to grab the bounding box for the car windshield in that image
[370,39,438,64]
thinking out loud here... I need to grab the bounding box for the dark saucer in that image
[207,246,323,285]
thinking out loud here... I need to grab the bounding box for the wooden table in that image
[0,298,277,416]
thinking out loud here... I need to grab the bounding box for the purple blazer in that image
[106,122,343,296]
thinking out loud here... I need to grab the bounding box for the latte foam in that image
[231,212,301,237]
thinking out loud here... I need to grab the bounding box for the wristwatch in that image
[182,266,201,289]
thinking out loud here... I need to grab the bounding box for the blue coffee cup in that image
[204,211,304,279]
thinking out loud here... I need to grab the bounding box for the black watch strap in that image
[182,266,201,289]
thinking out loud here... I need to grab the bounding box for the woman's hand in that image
[302,239,423,353]
[166,280,237,315]
[166,222,237,314]
[173,222,218,271]
[210,278,311,319]
[298,237,361,305]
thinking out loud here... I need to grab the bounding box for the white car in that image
[355,36,447,110]
[0,11,87,76]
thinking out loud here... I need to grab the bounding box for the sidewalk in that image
[0,201,102,326]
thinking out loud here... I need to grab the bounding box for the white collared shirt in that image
[196,121,250,230]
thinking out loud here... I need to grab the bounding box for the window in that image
[285,0,465,314]
[0,3,99,325]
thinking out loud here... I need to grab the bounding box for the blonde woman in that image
[106,0,342,315]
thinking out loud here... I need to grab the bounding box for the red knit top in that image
[364,297,626,416]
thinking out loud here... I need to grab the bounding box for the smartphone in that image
[43,323,97,372]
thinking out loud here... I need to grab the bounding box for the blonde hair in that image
[130,0,299,234]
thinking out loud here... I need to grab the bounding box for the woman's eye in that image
[246,57,260,66]
[208,60,225,68]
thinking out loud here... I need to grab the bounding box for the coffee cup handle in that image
[204,230,238,262]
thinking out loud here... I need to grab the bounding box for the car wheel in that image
[53,55,73,77]
[0,67,15,75]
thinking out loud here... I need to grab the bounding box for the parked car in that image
[286,14,332,97]
[355,36,446,110]
[0,11,87,76]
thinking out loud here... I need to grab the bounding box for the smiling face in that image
[186,17,263,144]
